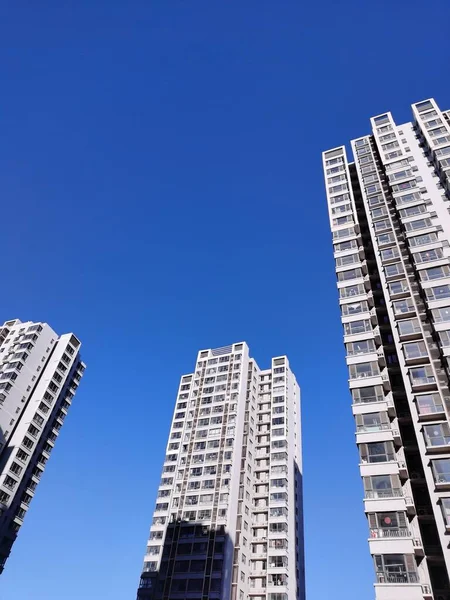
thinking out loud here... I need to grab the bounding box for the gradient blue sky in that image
[1,1,450,599]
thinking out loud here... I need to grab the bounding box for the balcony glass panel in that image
[426,284,450,301]
[432,307,450,323]
[416,393,444,415]
[403,342,428,360]
[347,339,376,356]
[398,319,421,336]
[349,362,380,380]
[360,442,395,464]
[423,423,450,448]
[409,366,435,386]
[352,386,384,404]
[393,300,415,315]
[344,320,372,335]
[341,301,369,317]
[432,458,450,484]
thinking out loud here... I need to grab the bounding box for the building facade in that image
[0,318,85,572]
[136,342,304,600]
[323,98,450,600]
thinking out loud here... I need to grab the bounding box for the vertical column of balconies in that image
[371,106,450,598]
[413,99,450,197]
[324,142,434,600]
[267,359,290,600]
[351,128,434,599]
[248,369,271,600]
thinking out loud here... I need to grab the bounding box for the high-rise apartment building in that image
[136,342,304,600]
[0,318,85,572]
[323,98,450,600]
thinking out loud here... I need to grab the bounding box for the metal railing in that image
[376,571,419,584]
[370,527,410,538]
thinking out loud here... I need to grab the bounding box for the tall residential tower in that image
[136,342,304,600]
[323,98,450,600]
[0,318,85,572]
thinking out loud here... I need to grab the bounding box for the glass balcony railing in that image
[365,489,403,499]
[357,423,391,433]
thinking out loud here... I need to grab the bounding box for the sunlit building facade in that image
[0,318,85,572]
[323,98,450,600]
[136,342,304,600]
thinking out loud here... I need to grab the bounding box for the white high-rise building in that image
[0,318,85,572]
[136,342,304,600]
[323,98,450,600]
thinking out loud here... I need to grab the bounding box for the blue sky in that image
[1,1,450,598]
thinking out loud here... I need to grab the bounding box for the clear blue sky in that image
[1,1,449,599]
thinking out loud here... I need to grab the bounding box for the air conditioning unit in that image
[410,472,420,480]
[418,508,428,516]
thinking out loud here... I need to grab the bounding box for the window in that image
[344,320,372,335]
[360,442,395,463]
[336,253,359,267]
[392,179,417,193]
[432,307,450,323]
[399,204,426,218]
[27,422,41,438]
[398,318,421,336]
[9,462,22,476]
[409,366,435,386]
[413,248,444,263]
[423,423,450,448]
[368,511,407,534]
[341,301,369,316]
[393,299,414,315]
[352,386,384,404]
[333,215,353,227]
[373,219,391,232]
[409,232,438,247]
[356,412,388,432]
[377,232,396,246]
[363,474,401,499]
[329,192,350,204]
[332,226,355,240]
[331,203,352,216]
[346,339,376,356]
[416,393,444,416]
[432,459,450,484]
[349,362,380,380]
[381,247,400,261]
[441,498,450,527]
[421,266,450,281]
[373,554,417,583]
[3,475,17,490]
[388,169,413,182]
[403,341,427,360]
[426,284,450,301]
[404,218,432,232]
[337,268,362,281]
[340,284,365,298]
[385,263,404,278]
[389,280,409,296]
[334,239,357,252]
